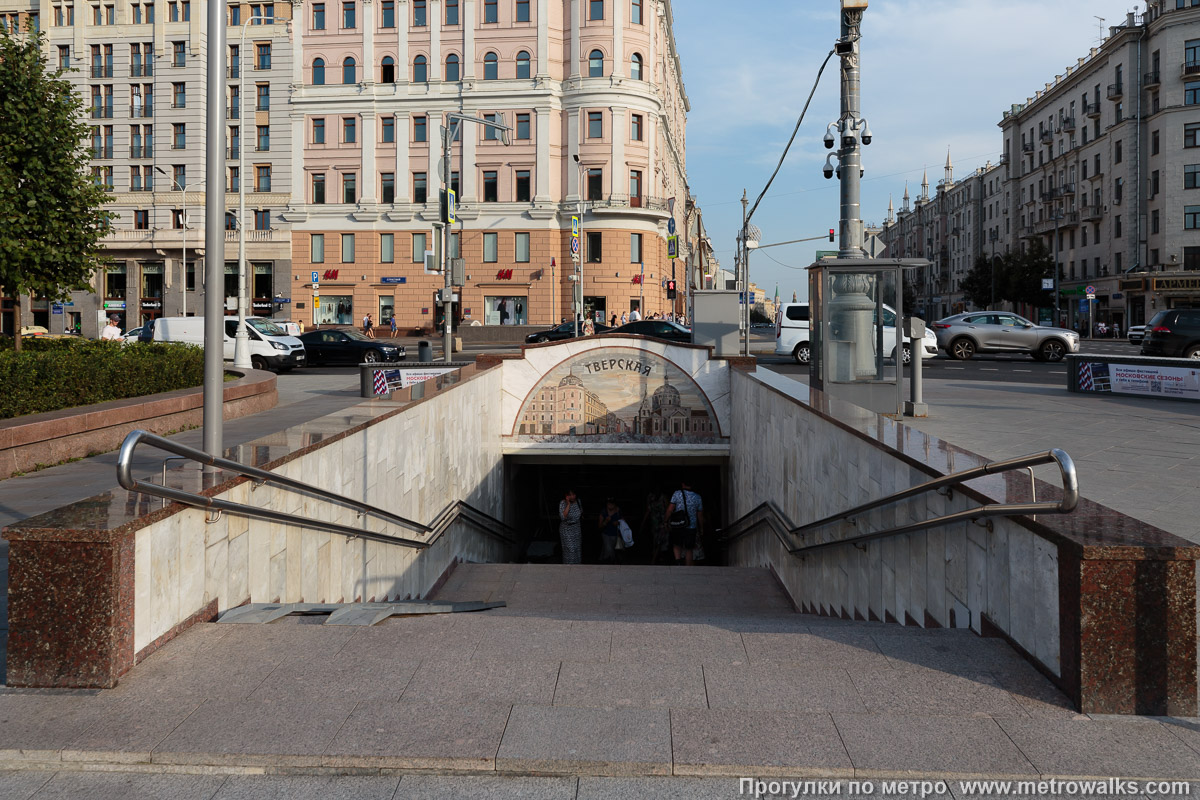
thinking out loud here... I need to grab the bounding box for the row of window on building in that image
[305,230,647,265]
[303,0,644,30]
[308,49,644,85]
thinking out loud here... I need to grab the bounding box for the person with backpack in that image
[663,480,704,566]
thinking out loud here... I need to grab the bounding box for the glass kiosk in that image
[808,258,925,416]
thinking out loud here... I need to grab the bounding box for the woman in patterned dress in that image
[558,489,583,564]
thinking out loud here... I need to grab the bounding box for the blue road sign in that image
[311,271,319,283]
[667,217,676,235]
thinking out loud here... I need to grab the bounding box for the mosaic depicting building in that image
[515,349,716,441]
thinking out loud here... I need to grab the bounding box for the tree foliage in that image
[0,25,112,348]
[1002,240,1054,308]
[961,255,996,309]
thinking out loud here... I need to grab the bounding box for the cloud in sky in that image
[673,0,1146,299]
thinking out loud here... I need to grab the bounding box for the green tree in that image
[961,255,996,309]
[0,25,111,349]
[1002,240,1054,308]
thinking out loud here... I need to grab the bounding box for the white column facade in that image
[430,0,441,77]
[536,0,548,77]
[568,0,579,77]
[394,111,410,202]
[535,106,552,200]
[568,109,581,200]
[362,0,375,84]
[463,0,475,78]
[611,107,626,197]
[611,0,623,77]
[397,0,409,80]
[361,110,377,203]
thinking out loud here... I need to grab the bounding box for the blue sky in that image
[672,0,1148,302]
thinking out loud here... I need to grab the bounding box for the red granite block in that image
[6,531,135,689]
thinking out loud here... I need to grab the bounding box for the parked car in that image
[19,325,48,337]
[1140,308,1200,359]
[524,321,611,344]
[299,328,405,364]
[123,326,144,343]
[774,302,938,365]
[140,316,306,371]
[609,319,692,343]
[1126,324,1146,345]
[930,312,1080,361]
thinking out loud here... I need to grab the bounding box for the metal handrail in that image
[721,449,1077,556]
[117,429,429,547]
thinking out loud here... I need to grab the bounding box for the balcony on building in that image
[1082,205,1104,222]
[227,105,239,119]
[1183,61,1200,79]
[1021,141,1034,152]
[130,103,153,118]
[129,144,153,158]
[586,194,671,221]
[1144,70,1161,88]
[131,63,153,77]
[1061,116,1076,131]
[228,65,240,78]
[1084,102,1101,118]
[1107,83,1123,100]
[1060,182,1076,195]
[90,145,113,160]
[227,146,239,159]
[91,106,113,119]
[1039,129,1053,144]
[90,65,112,78]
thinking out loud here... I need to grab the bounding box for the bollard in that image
[903,317,928,417]
[418,340,432,362]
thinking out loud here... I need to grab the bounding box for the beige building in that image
[1003,2,1200,330]
[0,0,294,336]
[285,0,695,331]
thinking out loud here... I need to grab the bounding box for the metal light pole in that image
[989,228,998,310]
[1051,208,1063,327]
[440,113,511,362]
[156,168,204,318]
[572,154,584,338]
[836,0,868,259]
[234,15,266,369]
[202,0,227,458]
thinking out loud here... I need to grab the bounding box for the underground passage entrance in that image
[504,455,727,565]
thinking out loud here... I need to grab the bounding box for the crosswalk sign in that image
[667,235,678,259]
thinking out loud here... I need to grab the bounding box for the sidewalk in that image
[896,379,1200,544]
[1,564,1197,786]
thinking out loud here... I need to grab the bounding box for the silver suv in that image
[931,312,1080,361]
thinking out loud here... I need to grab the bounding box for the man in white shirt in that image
[100,317,122,341]
[629,308,641,322]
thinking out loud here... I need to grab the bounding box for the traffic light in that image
[828,228,835,242]
[666,280,677,300]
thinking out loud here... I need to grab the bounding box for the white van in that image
[774,302,938,365]
[140,316,306,371]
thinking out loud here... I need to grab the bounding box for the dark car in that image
[610,319,692,343]
[299,328,405,364]
[524,321,611,344]
[1140,308,1200,359]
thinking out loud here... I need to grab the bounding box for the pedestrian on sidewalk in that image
[390,315,397,336]
[363,313,375,338]
[99,317,122,341]
[663,480,704,566]
[558,489,583,564]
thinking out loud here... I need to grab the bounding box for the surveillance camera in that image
[859,119,873,145]
[823,122,837,150]
[842,135,857,149]
[823,154,837,180]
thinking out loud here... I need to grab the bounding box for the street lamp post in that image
[156,169,204,318]
[440,113,511,363]
[572,154,585,338]
[1050,208,1064,327]
[202,0,226,459]
[233,14,269,369]
[989,228,998,310]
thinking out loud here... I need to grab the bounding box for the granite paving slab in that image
[496,705,671,776]
[212,774,401,800]
[847,665,1027,717]
[470,623,613,664]
[324,701,512,770]
[741,631,890,669]
[8,771,228,800]
[62,695,206,763]
[997,716,1200,779]
[553,660,707,709]
[0,769,54,800]
[399,656,560,706]
[702,662,868,714]
[670,708,854,777]
[833,713,1039,779]
[248,643,422,704]
[0,693,110,760]
[575,776,769,800]
[608,622,749,663]
[151,695,360,766]
[392,775,577,800]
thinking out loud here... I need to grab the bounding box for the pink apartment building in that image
[284,0,694,331]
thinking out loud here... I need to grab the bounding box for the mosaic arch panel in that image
[512,347,723,443]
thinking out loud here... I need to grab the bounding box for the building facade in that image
[1,0,294,337]
[284,0,693,331]
[879,2,1200,330]
[1,0,697,337]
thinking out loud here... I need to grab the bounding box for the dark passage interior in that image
[504,456,726,565]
